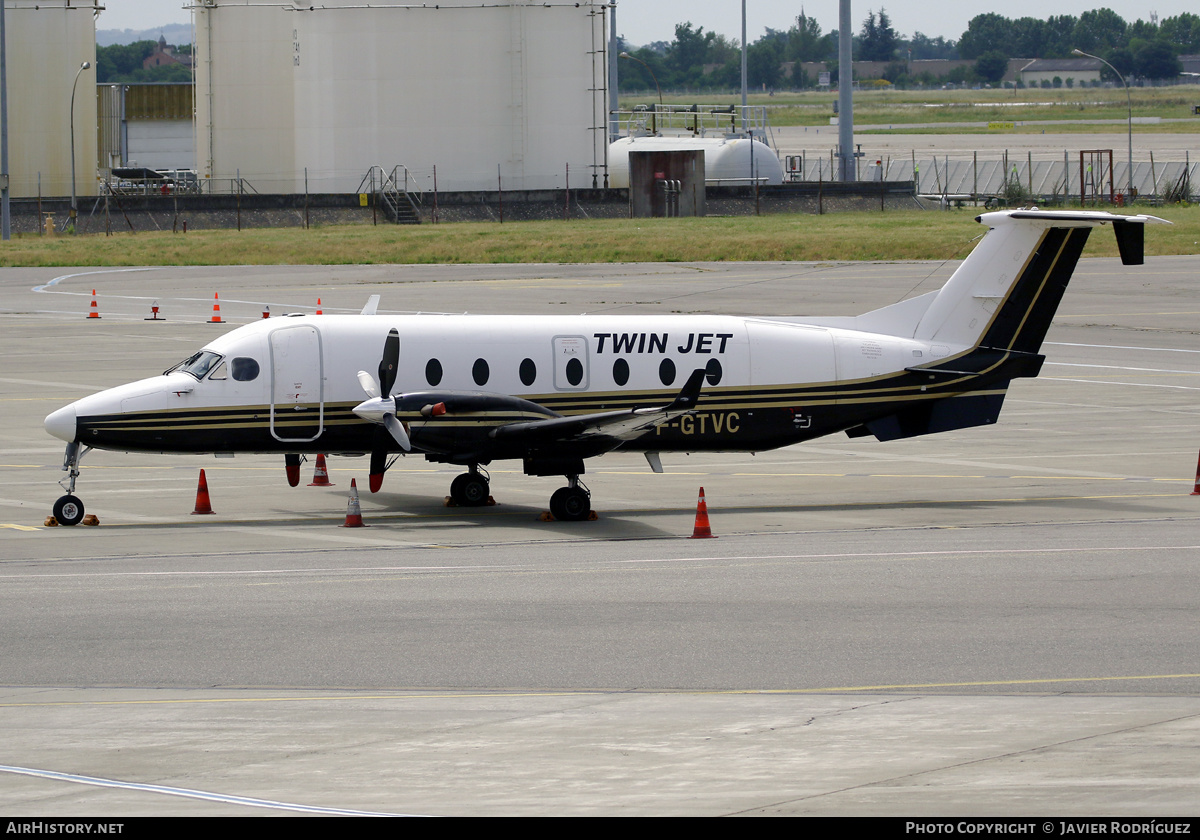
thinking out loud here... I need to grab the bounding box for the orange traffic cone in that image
[86,289,101,319]
[192,469,215,515]
[308,453,335,487]
[342,478,366,527]
[1191,449,1200,495]
[315,297,323,315]
[208,292,225,324]
[689,486,716,539]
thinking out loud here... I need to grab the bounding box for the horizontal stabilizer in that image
[864,391,1008,442]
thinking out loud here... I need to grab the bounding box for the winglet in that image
[360,295,381,316]
[668,368,707,411]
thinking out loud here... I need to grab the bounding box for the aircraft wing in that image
[489,368,706,444]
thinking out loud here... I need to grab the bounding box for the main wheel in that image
[53,494,85,526]
[549,486,591,522]
[450,473,490,507]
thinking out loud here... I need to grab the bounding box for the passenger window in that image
[659,358,676,386]
[565,358,583,386]
[426,358,443,386]
[519,358,536,387]
[231,358,260,382]
[612,358,629,386]
[473,358,490,386]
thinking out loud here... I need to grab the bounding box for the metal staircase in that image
[358,166,421,224]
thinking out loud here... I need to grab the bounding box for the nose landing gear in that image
[52,442,91,526]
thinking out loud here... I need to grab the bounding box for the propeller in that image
[353,328,411,452]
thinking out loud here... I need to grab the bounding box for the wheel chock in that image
[44,516,59,527]
[82,514,100,526]
[444,496,457,507]
[538,511,554,521]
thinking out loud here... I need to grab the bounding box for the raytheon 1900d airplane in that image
[44,209,1166,525]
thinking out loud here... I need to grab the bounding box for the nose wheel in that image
[53,494,85,526]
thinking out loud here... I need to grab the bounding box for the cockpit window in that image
[231,357,260,382]
[166,350,223,380]
[208,362,228,380]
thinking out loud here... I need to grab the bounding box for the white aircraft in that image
[44,209,1166,525]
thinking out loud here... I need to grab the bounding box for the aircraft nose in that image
[44,404,77,443]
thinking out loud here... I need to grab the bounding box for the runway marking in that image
[1047,341,1200,355]
[1045,362,1200,374]
[762,673,1200,693]
[1044,377,1200,391]
[2,675,1198,711]
[0,763,422,816]
[624,543,1200,565]
[32,267,164,292]
[0,524,40,531]
[5,541,1200,581]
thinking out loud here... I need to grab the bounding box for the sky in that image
[99,1,1199,45]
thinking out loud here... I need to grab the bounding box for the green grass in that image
[3,206,1196,268]
[621,86,1200,128]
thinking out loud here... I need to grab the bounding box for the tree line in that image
[618,8,1200,92]
[96,40,193,84]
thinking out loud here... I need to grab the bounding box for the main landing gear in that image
[52,442,91,526]
[447,465,592,521]
[449,465,491,507]
[549,476,591,522]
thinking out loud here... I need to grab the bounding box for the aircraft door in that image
[552,336,589,390]
[270,324,325,442]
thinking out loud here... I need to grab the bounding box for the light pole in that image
[69,60,91,233]
[618,51,661,107]
[1073,48,1133,202]
[619,51,662,135]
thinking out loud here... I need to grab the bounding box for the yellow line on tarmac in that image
[3,674,1200,708]
[750,673,1200,693]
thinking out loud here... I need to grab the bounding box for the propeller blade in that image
[357,370,379,399]
[382,413,411,452]
[378,328,400,397]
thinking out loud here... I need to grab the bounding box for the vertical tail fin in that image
[913,210,1168,354]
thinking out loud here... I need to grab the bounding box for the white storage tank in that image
[5,1,99,198]
[194,0,609,194]
[607,136,783,190]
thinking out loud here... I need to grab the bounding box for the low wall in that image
[7,183,920,235]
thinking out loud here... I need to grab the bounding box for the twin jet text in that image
[592,332,735,355]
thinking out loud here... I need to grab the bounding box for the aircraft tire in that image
[450,473,489,507]
[54,494,85,526]
[549,487,590,522]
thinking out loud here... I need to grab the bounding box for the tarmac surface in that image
[2,238,1200,815]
